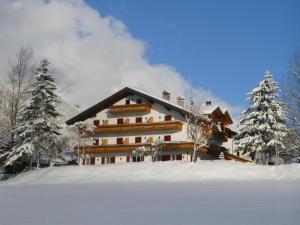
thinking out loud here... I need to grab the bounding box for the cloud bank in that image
[0,0,241,121]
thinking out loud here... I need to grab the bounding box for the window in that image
[161,155,171,161]
[101,157,105,164]
[117,118,124,124]
[136,117,142,123]
[110,157,115,164]
[164,135,171,141]
[176,154,183,160]
[132,156,141,162]
[93,120,100,127]
[135,137,142,143]
[136,99,142,104]
[125,99,130,105]
[126,156,130,162]
[93,139,99,146]
[117,138,123,144]
[165,115,172,121]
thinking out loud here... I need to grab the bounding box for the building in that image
[66,87,248,165]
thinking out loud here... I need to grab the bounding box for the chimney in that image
[206,100,211,106]
[162,90,170,101]
[176,96,185,107]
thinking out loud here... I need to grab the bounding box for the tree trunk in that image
[261,152,267,165]
[193,144,197,163]
[37,156,40,169]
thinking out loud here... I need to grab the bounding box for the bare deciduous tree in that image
[282,51,300,161]
[186,102,209,162]
[7,46,34,142]
[133,140,166,162]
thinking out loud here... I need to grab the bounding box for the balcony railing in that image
[75,142,193,154]
[110,103,151,114]
[94,121,183,133]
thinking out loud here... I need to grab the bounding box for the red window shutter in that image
[135,137,142,143]
[165,115,171,121]
[117,138,123,144]
[117,118,124,124]
[164,135,171,141]
[136,117,142,123]
[93,120,100,127]
[141,156,144,161]
[93,139,99,145]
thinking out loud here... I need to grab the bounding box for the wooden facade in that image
[110,103,152,114]
[94,121,183,133]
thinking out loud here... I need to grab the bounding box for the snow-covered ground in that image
[0,161,299,225]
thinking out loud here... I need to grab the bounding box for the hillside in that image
[1,161,299,225]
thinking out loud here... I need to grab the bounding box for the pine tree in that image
[234,71,289,165]
[6,59,61,168]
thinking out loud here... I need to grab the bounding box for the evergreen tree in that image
[234,71,289,165]
[6,59,61,167]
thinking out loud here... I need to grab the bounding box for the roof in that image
[66,87,190,125]
[200,105,222,115]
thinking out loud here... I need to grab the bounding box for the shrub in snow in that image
[234,71,289,165]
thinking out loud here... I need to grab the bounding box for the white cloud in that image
[0,0,241,122]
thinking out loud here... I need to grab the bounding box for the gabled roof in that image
[66,87,190,125]
[200,105,223,116]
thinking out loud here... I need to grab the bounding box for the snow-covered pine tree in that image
[7,59,61,168]
[234,71,289,165]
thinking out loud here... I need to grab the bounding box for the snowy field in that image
[0,161,299,225]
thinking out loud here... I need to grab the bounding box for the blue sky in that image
[86,0,300,107]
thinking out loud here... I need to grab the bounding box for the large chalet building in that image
[66,87,247,165]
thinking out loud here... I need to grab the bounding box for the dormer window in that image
[125,99,130,105]
[136,99,142,104]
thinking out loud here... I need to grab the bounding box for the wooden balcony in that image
[94,121,183,133]
[74,142,193,154]
[110,104,151,114]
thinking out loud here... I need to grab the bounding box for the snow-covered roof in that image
[66,86,191,125]
[199,105,221,115]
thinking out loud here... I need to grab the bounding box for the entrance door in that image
[161,155,171,161]
[110,157,115,164]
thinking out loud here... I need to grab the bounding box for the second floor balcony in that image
[94,120,183,133]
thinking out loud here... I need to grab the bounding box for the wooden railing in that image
[75,142,194,154]
[94,121,183,133]
[110,104,151,114]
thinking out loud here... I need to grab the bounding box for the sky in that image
[86,0,300,106]
[0,0,299,122]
